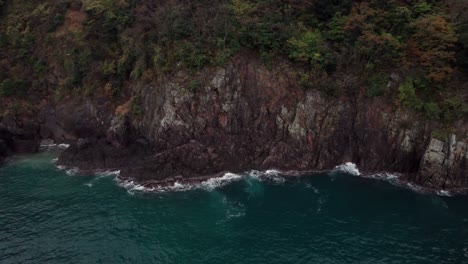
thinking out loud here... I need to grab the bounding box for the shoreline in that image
[54,161,468,197]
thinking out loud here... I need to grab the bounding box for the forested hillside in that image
[0,0,467,123]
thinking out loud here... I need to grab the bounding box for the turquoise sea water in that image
[1,150,467,264]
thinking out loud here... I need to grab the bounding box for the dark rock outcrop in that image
[0,114,41,163]
[53,57,467,191]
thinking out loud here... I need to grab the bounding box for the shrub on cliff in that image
[0,0,466,122]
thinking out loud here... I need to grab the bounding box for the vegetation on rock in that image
[0,0,466,123]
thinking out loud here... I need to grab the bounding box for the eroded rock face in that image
[414,136,468,189]
[51,56,466,190]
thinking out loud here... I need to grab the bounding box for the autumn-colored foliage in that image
[0,0,466,121]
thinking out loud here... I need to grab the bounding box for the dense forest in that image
[0,0,467,123]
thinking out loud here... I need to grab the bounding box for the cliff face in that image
[45,56,466,191]
[0,56,465,190]
[0,115,40,164]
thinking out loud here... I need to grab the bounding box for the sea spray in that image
[40,143,70,149]
[57,165,80,176]
[199,173,243,191]
[116,172,243,194]
[334,162,360,176]
[249,169,285,184]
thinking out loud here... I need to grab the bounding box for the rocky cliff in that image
[1,56,467,192]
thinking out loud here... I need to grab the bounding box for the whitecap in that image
[65,168,79,176]
[40,144,56,148]
[116,172,243,194]
[56,165,80,176]
[97,170,121,177]
[57,143,70,149]
[248,170,285,184]
[406,183,423,193]
[334,162,360,176]
[199,173,243,191]
[367,173,400,181]
[39,143,70,149]
[437,190,453,197]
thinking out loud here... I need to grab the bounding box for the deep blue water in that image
[0,150,467,264]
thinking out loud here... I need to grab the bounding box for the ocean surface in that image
[1,150,467,264]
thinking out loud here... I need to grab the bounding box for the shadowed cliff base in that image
[51,57,467,191]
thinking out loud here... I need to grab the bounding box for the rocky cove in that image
[0,56,467,193]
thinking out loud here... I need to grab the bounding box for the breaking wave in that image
[116,170,290,194]
[57,165,80,176]
[116,172,243,194]
[334,162,360,176]
[248,169,286,184]
[40,143,70,149]
[56,159,458,197]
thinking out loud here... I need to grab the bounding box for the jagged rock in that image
[76,138,92,149]
[416,136,468,189]
[49,57,467,190]
[106,115,130,148]
[0,117,41,161]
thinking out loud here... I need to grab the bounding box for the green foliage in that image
[101,60,117,77]
[174,42,209,70]
[0,0,465,125]
[325,13,346,42]
[188,80,201,92]
[0,79,31,97]
[412,2,433,16]
[130,59,144,80]
[228,0,257,17]
[63,48,92,88]
[366,74,388,98]
[288,30,328,69]
[398,79,422,109]
[82,0,134,34]
[49,13,65,32]
[130,96,143,117]
[33,59,48,74]
[0,32,7,47]
[423,102,441,119]
[440,97,468,122]
[431,129,450,140]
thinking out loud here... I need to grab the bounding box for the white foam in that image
[437,190,453,197]
[40,144,56,148]
[265,169,280,176]
[334,162,360,176]
[97,170,121,177]
[56,165,80,176]
[40,143,70,149]
[248,170,285,184]
[405,182,424,193]
[200,173,243,190]
[115,179,154,194]
[65,168,79,176]
[367,172,400,181]
[116,172,243,194]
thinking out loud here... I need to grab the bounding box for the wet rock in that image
[52,56,466,190]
